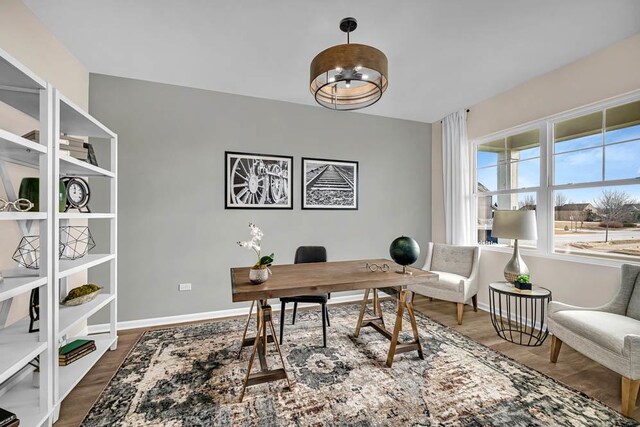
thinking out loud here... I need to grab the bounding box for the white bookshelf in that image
[0,47,118,426]
[0,46,53,427]
[51,87,118,423]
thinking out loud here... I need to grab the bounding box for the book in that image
[60,344,96,362]
[59,342,96,360]
[59,340,95,358]
[60,150,88,161]
[60,134,86,144]
[0,408,17,427]
[64,146,89,155]
[59,345,96,366]
[59,139,86,148]
[59,339,94,356]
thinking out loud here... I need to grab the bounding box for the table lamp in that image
[492,210,537,283]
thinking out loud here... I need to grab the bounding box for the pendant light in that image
[310,17,388,111]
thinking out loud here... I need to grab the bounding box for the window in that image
[474,96,640,262]
[476,129,540,248]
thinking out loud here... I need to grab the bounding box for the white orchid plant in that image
[237,223,274,270]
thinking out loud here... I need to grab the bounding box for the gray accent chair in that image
[408,242,480,325]
[548,264,640,417]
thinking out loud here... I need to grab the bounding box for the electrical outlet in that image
[178,283,192,292]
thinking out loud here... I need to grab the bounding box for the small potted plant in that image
[514,274,532,291]
[237,223,274,284]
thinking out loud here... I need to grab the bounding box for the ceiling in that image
[24,0,640,123]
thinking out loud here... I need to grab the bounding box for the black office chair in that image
[279,246,330,347]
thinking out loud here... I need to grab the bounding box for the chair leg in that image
[292,302,297,325]
[550,336,562,363]
[622,376,639,417]
[472,295,478,312]
[325,304,330,327]
[280,301,286,344]
[456,303,464,325]
[321,303,327,348]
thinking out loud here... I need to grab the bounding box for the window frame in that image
[471,90,640,266]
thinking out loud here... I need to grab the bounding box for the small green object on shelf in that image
[18,177,67,212]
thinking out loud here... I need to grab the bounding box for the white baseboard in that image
[87,292,369,334]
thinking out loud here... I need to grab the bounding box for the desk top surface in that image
[230,259,438,302]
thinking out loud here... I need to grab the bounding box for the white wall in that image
[0,0,89,325]
[432,32,640,308]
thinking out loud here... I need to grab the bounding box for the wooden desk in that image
[231,259,438,401]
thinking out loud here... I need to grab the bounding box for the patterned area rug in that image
[82,302,638,426]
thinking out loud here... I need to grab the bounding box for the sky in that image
[477,124,640,205]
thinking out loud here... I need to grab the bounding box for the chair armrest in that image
[464,247,481,298]
[548,301,601,316]
[624,333,640,378]
[624,334,640,359]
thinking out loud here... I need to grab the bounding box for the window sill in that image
[477,245,640,268]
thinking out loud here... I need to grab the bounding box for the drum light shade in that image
[310,18,388,111]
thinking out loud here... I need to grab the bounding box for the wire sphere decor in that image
[12,235,40,269]
[59,226,96,260]
[12,226,96,269]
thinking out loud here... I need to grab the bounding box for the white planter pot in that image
[249,268,270,284]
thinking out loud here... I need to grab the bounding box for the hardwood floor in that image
[56,296,639,426]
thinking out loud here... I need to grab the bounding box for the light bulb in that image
[355,65,362,71]
[328,77,335,83]
[345,82,351,88]
[335,67,342,72]
[362,74,368,80]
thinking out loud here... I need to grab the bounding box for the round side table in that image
[488,281,552,346]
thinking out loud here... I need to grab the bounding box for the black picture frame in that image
[301,157,359,210]
[225,151,293,209]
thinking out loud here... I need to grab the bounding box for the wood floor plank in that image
[55,297,639,425]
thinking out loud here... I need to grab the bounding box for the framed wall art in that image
[302,157,358,210]
[225,151,293,209]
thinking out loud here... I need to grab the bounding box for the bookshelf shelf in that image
[59,154,115,178]
[0,318,47,384]
[0,127,47,169]
[58,294,115,337]
[58,254,115,279]
[0,212,47,221]
[59,93,115,139]
[0,276,46,303]
[58,334,115,401]
[0,374,51,427]
[58,212,115,220]
[0,47,46,90]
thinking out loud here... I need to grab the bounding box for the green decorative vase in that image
[19,178,67,212]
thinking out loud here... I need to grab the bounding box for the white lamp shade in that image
[492,210,538,240]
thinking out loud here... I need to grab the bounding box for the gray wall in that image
[88,74,432,323]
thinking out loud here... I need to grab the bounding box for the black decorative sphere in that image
[389,236,420,266]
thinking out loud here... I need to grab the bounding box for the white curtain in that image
[442,109,472,245]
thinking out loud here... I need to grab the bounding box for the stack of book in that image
[59,135,89,161]
[0,408,18,427]
[59,339,96,366]
[22,131,99,167]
